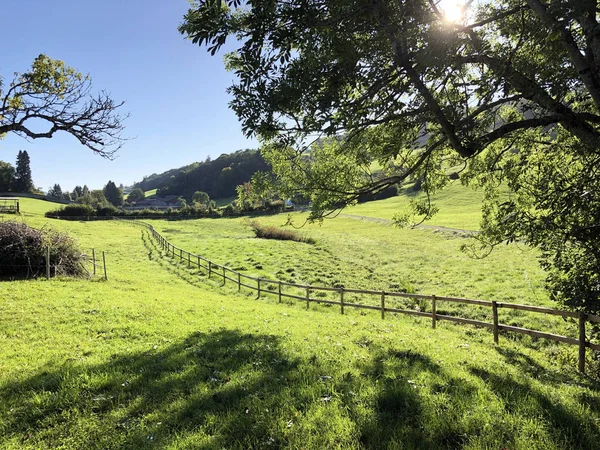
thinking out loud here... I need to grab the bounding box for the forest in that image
[133,149,269,200]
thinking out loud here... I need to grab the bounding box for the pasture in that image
[1,198,599,449]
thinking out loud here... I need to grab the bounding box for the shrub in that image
[46,203,96,218]
[0,221,88,278]
[96,205,118,216]
[248,220,315,244]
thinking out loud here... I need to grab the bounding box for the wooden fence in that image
[116,219,600,373]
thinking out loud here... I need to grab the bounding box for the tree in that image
[0,161,15,192]
[127,187,145,204]
[73,185,83,199]
[103,180,123,206]
[47,183,63,199]
[181,1,600,313]
[0,54,127,158]
[13,150,33,193]
[192,190,210,205]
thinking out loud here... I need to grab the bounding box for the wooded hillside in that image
[133,149,269,200]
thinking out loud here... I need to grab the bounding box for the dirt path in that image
[338,213,478,235]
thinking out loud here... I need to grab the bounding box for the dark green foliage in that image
[0,221,87,278]
[464,138,600,314]
[126,187,145,203]
[192,190,210,205]
[103,180,123,206]
[46,204,96,217]
[73,186,84,198]
[47,183,63,199]
[96,205,118,217]
[248,220,315,244]
[13,150,33,193]
[0,161,15,192]
[134,149,270,200]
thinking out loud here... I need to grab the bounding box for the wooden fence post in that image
[92,248,96,276]
[188,252,191,268]
[208,261,212,278]
[257,279,261,298]
[238,272,241,291]
[102,251,108,280]
[180,249,183,260]
[278,281,282,303]
[222,266,226,285]
[46,246,50,280]
[579,312,587,374]
[492,301,499,344]
[432,295,437,329]
[381,292,385,319]
[306,287,310,309]
[198,256,201,268]
[340,288,345,315]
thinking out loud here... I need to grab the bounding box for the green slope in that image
[347,182,488,231]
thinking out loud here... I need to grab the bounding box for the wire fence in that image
[115,219,600,374]
[0,247,108,281]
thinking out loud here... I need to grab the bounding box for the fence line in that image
[49,217,600,374]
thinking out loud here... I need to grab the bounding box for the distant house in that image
[124,195,182,211]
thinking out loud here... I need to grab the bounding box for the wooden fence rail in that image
[125,219,600,373]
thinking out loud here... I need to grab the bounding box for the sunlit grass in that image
[144,188,157,198]
[0,199,598,449]
[347,182,488,230]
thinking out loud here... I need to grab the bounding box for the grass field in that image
[1,198,599,449]
[144,188,158,199]
[347,182,488,231]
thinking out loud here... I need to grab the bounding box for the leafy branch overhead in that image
[0,54,128,158]
[180,0,600,196]
[181,1,600,314]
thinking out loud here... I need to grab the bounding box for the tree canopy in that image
[0,161,14,192]
[0,54,127,158]
[126,187,145,204]
[103,181,123,207]
[181,1,600,313]
[47,183,63,199]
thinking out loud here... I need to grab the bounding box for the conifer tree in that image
[13,150,33,193]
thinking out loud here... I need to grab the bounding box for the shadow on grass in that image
[469,363,600,450]
[2,329,600,449]
[0,330,445,449]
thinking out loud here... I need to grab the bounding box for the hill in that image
[133,149,269,201]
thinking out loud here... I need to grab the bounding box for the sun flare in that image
[439,0,465,23]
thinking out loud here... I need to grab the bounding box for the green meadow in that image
[346,182,486,231]
[1,196,599,449]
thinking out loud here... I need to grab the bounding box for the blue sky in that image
[1,0,256,192]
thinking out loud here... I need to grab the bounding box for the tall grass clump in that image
[248,220,315,244]
[0,221,88,278]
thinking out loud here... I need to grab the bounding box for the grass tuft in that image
[248,220,315,244]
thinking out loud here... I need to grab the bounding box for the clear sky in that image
[1,0,257,192]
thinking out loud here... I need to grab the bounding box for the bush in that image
[0,221,88,278]
[46,204,96,218]
[96,205,118,216]
[248,220,315,244]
